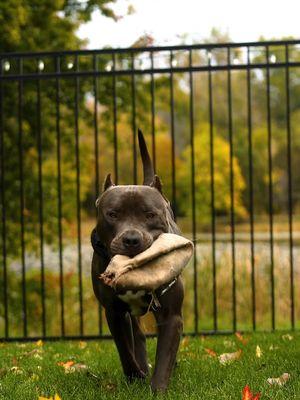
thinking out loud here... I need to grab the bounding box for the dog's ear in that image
[150,175,163,193]
[103,173,115,191]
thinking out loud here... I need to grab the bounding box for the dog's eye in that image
[107,211,118,219]
[146,212,155,219]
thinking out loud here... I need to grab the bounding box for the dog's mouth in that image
[110,234,153,258]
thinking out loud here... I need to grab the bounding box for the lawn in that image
[0,333,299,399]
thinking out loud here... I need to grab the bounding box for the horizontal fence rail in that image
[0,40,299,340]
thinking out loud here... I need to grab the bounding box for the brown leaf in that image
[204,348,217,357]
[235,332,248,345]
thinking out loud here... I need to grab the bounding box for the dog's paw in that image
[126,369,147,382]
[150,378,168,394]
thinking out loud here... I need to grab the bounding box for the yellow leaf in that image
[36,340,43,347]
[79,341,87,349]
[256,345,262,358]
[181,337,190,348]
[38,394,61,400]
[282,334,293,341]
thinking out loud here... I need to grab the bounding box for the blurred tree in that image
[0,0,131,257]
[0,0,124,52]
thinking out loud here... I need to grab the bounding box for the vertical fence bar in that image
[247,47,256,331]
[189,50,198,334]
[112,54,118,184]
[227,48,237,332]
[169,51,176,217]
[93,55,103,336]
[131,52,137,184]
[285,45,295,329]
[18,58,27,338]
[74,55,84,336]
[36,65,46,337]
[150,51,156,172]
[0,59,8,338]
[55,56,65,337]
[266,46,275,330]
[208,52,217,331]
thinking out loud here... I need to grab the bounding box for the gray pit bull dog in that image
[91,130,184,392]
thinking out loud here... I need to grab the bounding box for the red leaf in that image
[242,385,252,400]
[242,385,261,400]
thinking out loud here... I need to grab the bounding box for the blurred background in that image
[0,0,299,339]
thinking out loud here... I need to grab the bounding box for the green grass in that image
[0,333,300,399]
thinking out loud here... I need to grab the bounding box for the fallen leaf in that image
[22,348,43,358]
[282,334,293,341]
[79,341,87,349]
[204,348,217,357]
[269,345,279,351]
[57,360,75,369]
[235,332,248,345]
[12,356,18,366]
[10,366,23,374]
[36,339,44,347]
[38,394,61,400]
[58,361,87,374]
[105,382,117,391]
[256,345,262,358]
[242,385,261,400]
[267,373,290,386]
[181,337,190,348]
[29,373,39,381]
[219,349,242,365]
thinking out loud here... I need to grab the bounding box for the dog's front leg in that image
[131,316,149,375]
[105,308,146,380]
[151,311,183,392]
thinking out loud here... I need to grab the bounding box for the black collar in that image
[91,228,110,261]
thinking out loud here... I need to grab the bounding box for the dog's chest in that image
[118,290,151,316]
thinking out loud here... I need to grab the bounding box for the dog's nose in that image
[122,231,141,248]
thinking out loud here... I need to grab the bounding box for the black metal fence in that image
[0,40,299,341]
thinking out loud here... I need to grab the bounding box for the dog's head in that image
[95,130,177,257]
